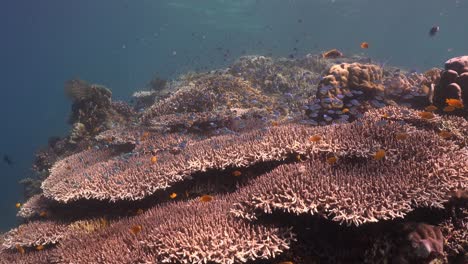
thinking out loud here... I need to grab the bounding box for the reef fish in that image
[429,26,439,37]
[2,155,13,166]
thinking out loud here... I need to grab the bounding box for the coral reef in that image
[5,53,467,264]
[65,78,135,144]
[434,56,468,112]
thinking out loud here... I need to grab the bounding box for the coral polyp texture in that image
[4,53,468,264]
[231,107,467,226]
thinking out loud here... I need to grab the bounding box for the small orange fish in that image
[443,106,455,112]
[169,192,177,199]
[296,154,303,161]
[99,218,109,227]
[360,42,369,49]
[232,170,242,177]
[130,225,142,234]
[36,245,44,251]
[395,132,409,140]
[438,131,452,139]
[271,121,279,126]
[309,135,322,142]
[15,203,21,209]
[373,149,386,160]
[418,111,435,119]
[342,108,350,113]
[381,113,390,119]
[16,244,25,254]
[425,105,438,112]
[326,156,337,165]
[150,156,158,164]
[39,211,47,217]
[135,209,144,215]
[199,194,213,202]
[445,98,464,109]
[322,49,344,59]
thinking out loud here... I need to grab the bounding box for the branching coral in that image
[231,107,467,226]
[6,52,468,264]
[141,73,273,122]
[2,221,68,249]
[44,194,294,264]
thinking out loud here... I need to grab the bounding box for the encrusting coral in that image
[4,53,467,264]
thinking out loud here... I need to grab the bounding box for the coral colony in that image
[1,53,467,264]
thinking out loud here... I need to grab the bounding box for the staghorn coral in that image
[1,221,68,249]
[43,194,294,264]
[231,107,467,226]
[16,194,51,219]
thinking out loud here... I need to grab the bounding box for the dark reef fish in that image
[3,154,13,166]
[429,26,439,37]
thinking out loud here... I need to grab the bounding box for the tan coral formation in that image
[44,194,294,264]
[231,107,467,226]
[16,194,51,219]
[1,221,68,249]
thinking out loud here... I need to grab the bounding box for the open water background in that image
[0,0,467,231]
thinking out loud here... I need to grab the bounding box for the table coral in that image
[7,53,468,264]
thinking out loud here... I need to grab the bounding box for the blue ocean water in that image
[0,0,466,231]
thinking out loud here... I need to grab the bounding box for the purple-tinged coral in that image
[47,194,294,264]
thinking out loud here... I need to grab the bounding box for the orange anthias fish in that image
[373,149,386,160]
[130,225,142,235]
[15,203,21,209]
[326,156,337,165]
[150,156,158,164]
[425,105,438,112]
[395,132,409,140]
[232,170,242,177]
[169,192,177,199]
[445,98,464,109]
[296,154,303,161]
[360,42,369,49]
[199,194,213,202]
[309,135,322,142]
[39,211,47,217]
[135,209,144,215]
[36,245,44,251]
[16,245,25,254]
[418,111,435,119]
[322,49,344,59]
[438,131,452,139]
[141,131,150,141]
[443,106,455,112]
